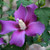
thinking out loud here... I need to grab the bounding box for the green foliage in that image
[47,25,50,31]
[33,34,42,43]
[2,44,26,50]
[7,9,15,16]
[38,42,48,47]
[41,29,50,46]
[34,7,50,26]
[34,7,50,46]
[26,35,33,45]
[8,32,13,36]
[16,0,34,9]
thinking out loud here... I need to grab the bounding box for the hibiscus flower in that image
[0,4,45,47]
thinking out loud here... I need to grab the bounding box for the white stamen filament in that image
[17,18,26,30]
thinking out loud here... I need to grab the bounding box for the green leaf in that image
[34,7,50,26]
[38,42,48,47]
[2,44,26,50]
[47,25,50,31]
[16,0,34,9]
[41,29,50,46]
[42,31,50,42]
[33,34,42,43]
[41,20,50,46]
[26,35,33,45]
[34,7,50,47]
[8,32,13,36]
[42,29,50,41]
[7,9,15,16]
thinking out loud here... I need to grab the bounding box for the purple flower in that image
[0,38,4,45]
[0,4,45,47]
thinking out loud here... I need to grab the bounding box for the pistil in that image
[17,18,26,30]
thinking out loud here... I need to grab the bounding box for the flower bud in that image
[35,0,45,7]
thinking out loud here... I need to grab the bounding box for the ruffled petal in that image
[25,7,37,25]
[0,38,4,45]
[14,4,26,21]
[27,4,38,11]
[24,4,38,24]
[26,21,45,36]
[0,20,18,35]
[10,31,25,47]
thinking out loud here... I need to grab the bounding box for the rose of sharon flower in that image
[0,38,4,45]
[0,4,45,47]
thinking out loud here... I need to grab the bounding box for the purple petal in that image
[25,7,37,24]
[27,4,38,11]
[26,21,45,36]
[14,4,26,21]
[0,38,4,45]
[0,20,18,35]
[10,31,25,47]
